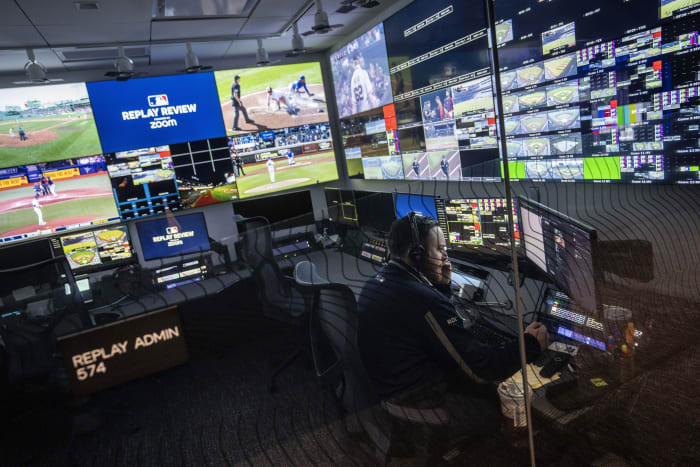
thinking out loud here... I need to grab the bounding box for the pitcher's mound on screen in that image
[244,178,311,195]
[222,84,327,134]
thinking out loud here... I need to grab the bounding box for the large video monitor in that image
[435,198,520,254]
[135,212,211,261]
[227,124,337,198]
[86,73,226,153]
[0,155,120,245]
[495,0,700,184]
[56,225,133,271]
[519,197,599,313]
[0,82,103,169]
[330,23,393,119]
[214,62,328,136]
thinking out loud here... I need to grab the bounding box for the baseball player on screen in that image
[266,157,276,184]
[440,154,450,180]
[33,195,46,226]
[286,148,296,166]
[412,157,420,178]
[266,87,297,115]
[350,54,377,115]
[290,76,314,96]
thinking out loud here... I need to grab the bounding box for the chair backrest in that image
[238,216,273,270]
[308,282,378,412]
[294,261,329,286]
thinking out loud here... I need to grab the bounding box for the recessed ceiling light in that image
[73,2,101,11]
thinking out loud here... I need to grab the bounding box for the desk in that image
[277,248,383,296]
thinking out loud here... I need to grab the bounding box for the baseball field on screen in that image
[236,151,338,198]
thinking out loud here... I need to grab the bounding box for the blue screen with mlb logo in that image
[86,73,226,153]
[135,212,211,261]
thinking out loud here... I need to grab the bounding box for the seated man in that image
[357,213,547,433]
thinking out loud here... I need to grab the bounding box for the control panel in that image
[359,239,389,265]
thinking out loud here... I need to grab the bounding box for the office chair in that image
[0,257,88,389]
[294,260,329,286]
[237,216,309,393]
[304,281,452,465]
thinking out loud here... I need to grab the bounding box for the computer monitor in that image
[355,191,395,233]
[394,193,437,220]
[519,197,599,314]
[55,225,134,271]
[435,198,520,254]
[135,212,210,261]
[324,188,359,227]
[233,190,314,229]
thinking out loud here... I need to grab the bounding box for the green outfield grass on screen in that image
[0,83,103,168]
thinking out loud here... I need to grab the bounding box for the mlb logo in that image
[166,226,179,235]
[148,94,169,107]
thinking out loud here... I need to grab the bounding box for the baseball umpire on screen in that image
[231,75,254,131]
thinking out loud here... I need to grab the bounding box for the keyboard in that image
[468,321,516,347]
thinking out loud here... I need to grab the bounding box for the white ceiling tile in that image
[0,0,33,26]
[38,22,151,45]
[16,0,151,25]
[0,26,47,47]
[151,18,248,40]
[250,0,309,18]
[238,17,290,35]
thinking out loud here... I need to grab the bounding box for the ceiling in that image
[0,0,410,81]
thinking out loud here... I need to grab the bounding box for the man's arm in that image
[419,299,542,382]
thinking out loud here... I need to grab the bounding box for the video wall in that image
[0,62,338,246]
[331,0,700,184]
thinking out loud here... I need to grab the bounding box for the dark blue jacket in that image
[357,260,540,399]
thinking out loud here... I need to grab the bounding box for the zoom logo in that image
[148,94,169,107]
[166,226,179,235]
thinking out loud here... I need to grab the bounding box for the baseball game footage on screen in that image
[214,63,328,136]
[330,23,393,119]
[0,83,103,168]
[228,123,338,198]
[86,73,226,153]
[0,155,120,245]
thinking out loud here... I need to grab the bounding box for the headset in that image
[407,211,426,266]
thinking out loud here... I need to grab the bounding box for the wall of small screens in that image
[331,0,700,185]
[0,62,338,247]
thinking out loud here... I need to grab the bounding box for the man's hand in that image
[525,322,549,352]
[439,260,452,285]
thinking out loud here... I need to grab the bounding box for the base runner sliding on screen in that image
[289,76,314,97]
[266,87,298,115]
[231,75,255,131]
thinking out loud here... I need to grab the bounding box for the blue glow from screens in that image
[136,212,210,261]
[86,73,225,153]
[395,194,438,220]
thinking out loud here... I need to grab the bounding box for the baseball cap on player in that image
[266,86,271,92]
[234,75,240,80]
[299,76,305,80]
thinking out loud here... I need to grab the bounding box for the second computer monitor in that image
[519,198,599,314]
